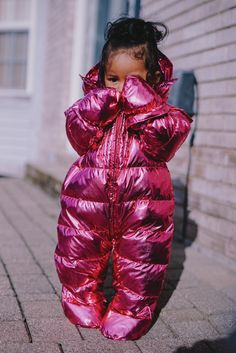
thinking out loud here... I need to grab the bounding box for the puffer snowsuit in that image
[54,51,193,340]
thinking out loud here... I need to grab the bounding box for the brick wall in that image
[141,0,236,263]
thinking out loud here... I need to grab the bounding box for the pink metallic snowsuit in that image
[54,51,193,340]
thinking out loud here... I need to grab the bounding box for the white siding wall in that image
[0,0,46,177]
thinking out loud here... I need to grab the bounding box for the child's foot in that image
[63,299,107,328]
[61,287,107,328]
[100,304,152,340]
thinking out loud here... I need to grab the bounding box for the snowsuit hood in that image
[72,49,189,153]
[81,49,177,100]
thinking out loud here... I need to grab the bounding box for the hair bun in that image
[105,17,168,46]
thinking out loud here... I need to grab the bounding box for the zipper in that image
[107,112,124,248]
[112,111,123,176]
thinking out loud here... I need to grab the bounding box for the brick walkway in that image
[0,176,235,353]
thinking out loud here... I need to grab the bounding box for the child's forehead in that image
[105,49,146,73]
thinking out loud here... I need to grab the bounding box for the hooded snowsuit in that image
[54,51,193,340]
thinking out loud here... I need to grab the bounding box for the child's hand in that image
[78,87,121,127]
[119,74,163,114]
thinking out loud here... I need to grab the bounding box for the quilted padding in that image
[54,50,193,340]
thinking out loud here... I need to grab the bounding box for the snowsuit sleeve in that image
[64,88,120,155]
[129,107,193,162]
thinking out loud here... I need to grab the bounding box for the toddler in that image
[54,17,193,341]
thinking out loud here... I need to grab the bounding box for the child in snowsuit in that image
[54,17,193,341]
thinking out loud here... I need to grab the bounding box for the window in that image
[0,0,35,96]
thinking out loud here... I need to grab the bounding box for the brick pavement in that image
[0,176,235,353]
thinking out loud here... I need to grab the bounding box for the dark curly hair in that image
[98,17,169,87]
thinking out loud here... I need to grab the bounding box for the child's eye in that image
[108,77,118,83]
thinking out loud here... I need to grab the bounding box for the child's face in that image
[104,50,148,92]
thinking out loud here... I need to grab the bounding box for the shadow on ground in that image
[173,329,236,353]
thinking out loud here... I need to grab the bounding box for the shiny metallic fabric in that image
[54,51,193,340]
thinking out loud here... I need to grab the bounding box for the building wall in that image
[38,0,76,162]
[141,0,236,263]
[0,0,141,177]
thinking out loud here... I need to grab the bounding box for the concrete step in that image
[24,159,74,198]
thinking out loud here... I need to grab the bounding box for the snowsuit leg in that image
[100,197,175,340]
[54,168,112,328]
